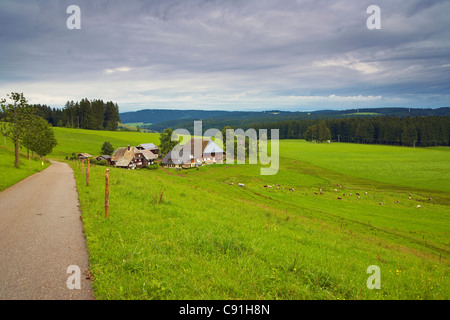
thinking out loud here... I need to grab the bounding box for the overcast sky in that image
[0,0,449,112]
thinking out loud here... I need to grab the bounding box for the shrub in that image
[97,160,107,166]
[146,163,159,170]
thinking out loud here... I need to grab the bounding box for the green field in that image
[49,127,160,160]
[2,127,449,299]
[58,128,449,300]
[0,146,50,191]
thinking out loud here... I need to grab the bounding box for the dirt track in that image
[0,161,93,300]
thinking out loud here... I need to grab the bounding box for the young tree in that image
[221,126,232,152]
[305,124,317,142]
[316,120,331,143]
[101,141,114,155]
[22,117,58,159]
[0,93,36,167]
[159,128,178,156]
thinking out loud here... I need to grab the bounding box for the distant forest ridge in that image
[120,107,450,147]
[120,107,450,133]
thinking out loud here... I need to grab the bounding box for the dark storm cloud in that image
[0,0,449,110]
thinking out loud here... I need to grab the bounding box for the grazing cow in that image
[409,197,412,200]
[355,193,360,196]
[238,183,245,187]
[264,185,268,188]
[314,192,318,196]
[357,196,361,199]
[417,199,421,202]
[379,202,383,205]
[229,182,234,185]
[349,193,352,196]
[417,205,421,208]
[337,197,342,200]
[289,188,295,192]
[369,195,373,198]
[334,189,338,192]
[365,192,368,195]
[428,197,432,201]
[396,201,399,203]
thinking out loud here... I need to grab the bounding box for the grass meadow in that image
[0,146,50,191]
[57,127,449,300]
[49,127,160,160]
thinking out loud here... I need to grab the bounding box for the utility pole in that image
[338,135,341,143]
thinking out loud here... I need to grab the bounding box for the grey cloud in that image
[0,0,449,110]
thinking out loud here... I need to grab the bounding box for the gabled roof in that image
[97,155,111,160]
[138,149,158,161]
[161,151,184,165]
[112,147,136,166]
[78,153,93,158]
[203,139,224,154]
[137,143,159,150]
[161,138,223,165]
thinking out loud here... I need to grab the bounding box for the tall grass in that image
[70,138,449,299]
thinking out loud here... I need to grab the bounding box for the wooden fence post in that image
[105,169,109,218]
[86,158,90,186]
[81,159,84,174]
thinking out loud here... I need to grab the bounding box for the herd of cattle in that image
[228,182,430,208]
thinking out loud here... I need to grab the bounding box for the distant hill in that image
[119,107,450,132]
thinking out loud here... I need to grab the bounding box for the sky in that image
[0,0,449,112]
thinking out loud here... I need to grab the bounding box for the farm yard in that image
[52,128,450,300]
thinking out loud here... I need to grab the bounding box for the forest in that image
[250,116,450,147]
[30,99,121,131]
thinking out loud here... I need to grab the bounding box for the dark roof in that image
[137,143,159,150]
[96,155,111,160]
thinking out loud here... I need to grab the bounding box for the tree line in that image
[30,99,121,131]
[250,116,450,147]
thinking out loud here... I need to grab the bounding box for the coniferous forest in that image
[30,99,121,131]
[251,116,450,147]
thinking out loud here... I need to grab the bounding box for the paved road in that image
[0,161,93,300]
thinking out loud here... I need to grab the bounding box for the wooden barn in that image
[78,153,93,160]
[161,138,223,168]
[111,146,158,169]
[96,155,111,165]
[137,143,159,155]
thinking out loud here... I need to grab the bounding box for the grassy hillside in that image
[63,132,449,299]
[49,127,160,160]
[0,146,50,191]
[279,141,450,192]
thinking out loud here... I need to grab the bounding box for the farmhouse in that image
[161,138,224,168]
[111,145,158,169]
[96,155,111,165]
[78,153,93,160]
[137,143,159,155]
